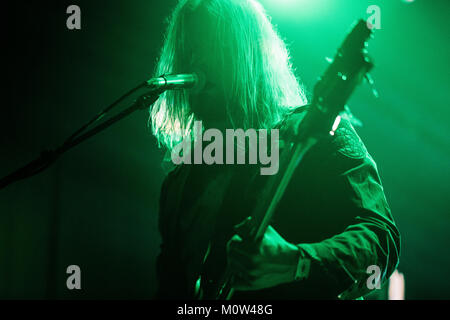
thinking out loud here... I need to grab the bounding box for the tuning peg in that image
[364,73,379,98]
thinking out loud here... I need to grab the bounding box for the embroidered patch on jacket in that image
[332,120,368,159]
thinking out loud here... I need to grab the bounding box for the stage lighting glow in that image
[261,0,337,21]
[273,0,296,5]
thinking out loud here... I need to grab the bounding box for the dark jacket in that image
[155,112,400,299]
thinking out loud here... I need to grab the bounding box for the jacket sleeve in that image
[294,118,401,299]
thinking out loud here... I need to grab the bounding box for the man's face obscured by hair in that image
[184,5,230,129]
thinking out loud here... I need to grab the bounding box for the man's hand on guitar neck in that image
[226,224,301,291]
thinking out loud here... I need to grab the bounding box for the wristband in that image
[294,246,311,281]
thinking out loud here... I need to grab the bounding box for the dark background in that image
[1,0,449,299]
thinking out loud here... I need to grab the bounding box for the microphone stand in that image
[0,86,164,190]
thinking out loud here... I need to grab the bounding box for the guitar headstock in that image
[310,19,374,135]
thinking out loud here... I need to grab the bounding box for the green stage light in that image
[272,0,297,5]
[261,0,337,21]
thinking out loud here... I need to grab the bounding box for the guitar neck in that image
[249,135,319,243]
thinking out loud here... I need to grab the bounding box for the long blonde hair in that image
[150,0,307,150]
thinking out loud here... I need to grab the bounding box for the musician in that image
[151,0,400,299]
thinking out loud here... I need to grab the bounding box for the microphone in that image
[146,72,205,91]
